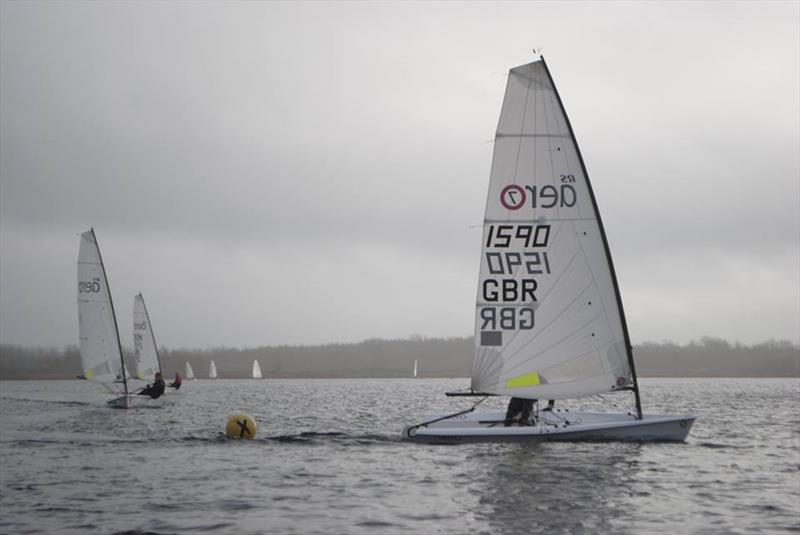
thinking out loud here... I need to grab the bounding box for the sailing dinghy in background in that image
[185,362,196,381]
[77,229,135,408]
[403,57,695,443]
[209,360,218,379]
[252,360,262,379]
[133,293,162,381]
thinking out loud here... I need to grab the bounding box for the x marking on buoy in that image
[237,419,250,438]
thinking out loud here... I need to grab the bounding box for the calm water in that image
[0,378,798,534]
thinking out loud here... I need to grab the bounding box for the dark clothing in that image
[505,397,535,426]
[139,378,165,399]
[169,375,182,390]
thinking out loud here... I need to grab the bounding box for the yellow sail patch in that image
[506,372,540,389]
[85,369,94,379]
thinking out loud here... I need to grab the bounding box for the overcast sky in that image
[1,1,798,349]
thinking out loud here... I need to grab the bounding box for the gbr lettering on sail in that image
[479,176,576,335]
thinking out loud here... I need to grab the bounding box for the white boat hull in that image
[403,410,696,444]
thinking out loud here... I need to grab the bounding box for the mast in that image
[92,228,128,397]
[138,293,163,374]
[539,56,642,419]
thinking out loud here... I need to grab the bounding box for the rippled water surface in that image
[1,378,798,534]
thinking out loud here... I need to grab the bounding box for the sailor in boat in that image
[504,397,536,426]
[168,372,182,390]
[137,372,166,399]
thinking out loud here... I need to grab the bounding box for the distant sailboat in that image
[77,229,131,408]
[252,360,262,379]
[209,360,218,379]
[413,359,418,378]
[133,293,162,381]
[185,362,196,381]
[403,58,696,443]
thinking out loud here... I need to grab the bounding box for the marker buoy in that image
[226,413,257,439]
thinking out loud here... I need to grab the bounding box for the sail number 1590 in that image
[486,224,550,248]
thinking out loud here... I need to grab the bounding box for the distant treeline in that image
[0,336,798,380]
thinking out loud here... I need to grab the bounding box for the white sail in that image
[185,362,195,380]
[413,359,418,378]
[133,293,161,380]
[252,360,262,379]
[77,229,126,388]
[471,59,633,400]
[209,360,217,379]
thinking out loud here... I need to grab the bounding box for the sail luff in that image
[539,57,642,417]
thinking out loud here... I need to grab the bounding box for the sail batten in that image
[471,59,634,401]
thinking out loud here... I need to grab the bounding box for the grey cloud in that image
[1,1,798,348]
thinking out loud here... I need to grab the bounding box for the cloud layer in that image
[2,1,798,348]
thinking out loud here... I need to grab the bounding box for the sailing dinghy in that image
[403,58,695,443]
[209,360,218,379]
[77,229,134,408]
[413,359,418,378]
[252,360,262,379]
[185,361,196,381]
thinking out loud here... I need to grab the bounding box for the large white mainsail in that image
[252,360,262,379]
[185,362,195,380]
[133,293,161,381]
[209,360,218,379]
[77,229,127,392]
[471,58,638,404]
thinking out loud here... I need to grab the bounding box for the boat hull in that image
[107,395,166,409]
[403,410,696,444]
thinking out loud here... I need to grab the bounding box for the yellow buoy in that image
[225,413,257,439]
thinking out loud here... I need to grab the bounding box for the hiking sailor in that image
[138,372,166,399]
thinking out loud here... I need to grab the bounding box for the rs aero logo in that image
[78,278,102,293]
[500,180,578,211]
